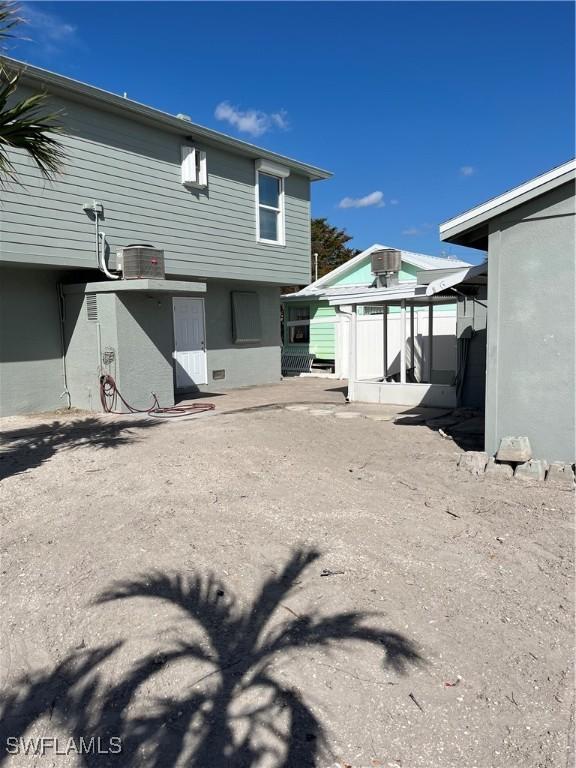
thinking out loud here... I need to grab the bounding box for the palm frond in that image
[0,2,22,43]
[0,63,66,182]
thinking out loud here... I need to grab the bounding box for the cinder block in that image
[484,457,514,479]
[514,459,547,482]
[546,462,575,489]
[458,451,488,475]
[496,436,532,463]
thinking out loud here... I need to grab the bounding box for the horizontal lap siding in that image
[1,89,312,285]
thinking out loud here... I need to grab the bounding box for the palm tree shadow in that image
[0,549,423,767]
[0,417,160,481]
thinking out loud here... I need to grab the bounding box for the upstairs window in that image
[255,159,289,245]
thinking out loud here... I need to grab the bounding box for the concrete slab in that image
[546,462,576,489]
[485,456,514,480]
[497,436,532,463]
[515,459,547,482]
[458,451,489,475]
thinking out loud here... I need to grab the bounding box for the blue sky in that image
[8,1,575,262]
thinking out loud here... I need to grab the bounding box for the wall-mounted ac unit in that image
[118,244,165,280]
[371,248,402,275]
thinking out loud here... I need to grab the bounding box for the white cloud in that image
[214,101,289,137]
[21,4,78,54]
[402,226,422,236]
[402,223,432,236]
[460,165,476,177]
[338,191,385,209]
[389,198,399,205]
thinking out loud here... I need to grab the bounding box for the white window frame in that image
[255,159,289,246]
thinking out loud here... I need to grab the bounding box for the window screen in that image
[231,291,261,343]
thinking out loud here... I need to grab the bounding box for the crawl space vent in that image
[86,294,98,322]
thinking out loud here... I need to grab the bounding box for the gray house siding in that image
[0,70,328,417]
[1,87,311,286]
[484,183,575,462]
[0,267,64,416]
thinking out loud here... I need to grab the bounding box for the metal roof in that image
[326,282,450,306]
[4,56,332,181]
[283,244,471,299]
[425,262,488,296]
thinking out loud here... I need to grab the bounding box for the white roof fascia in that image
[327,284,429,306]
[440,159,576,236]
[426,263,488,296]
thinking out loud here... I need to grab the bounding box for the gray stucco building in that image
[0,59,330,416]
[437,160,575,464]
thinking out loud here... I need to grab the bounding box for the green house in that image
[282,244,470,375]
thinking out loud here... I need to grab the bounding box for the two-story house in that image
[0,59,331,416]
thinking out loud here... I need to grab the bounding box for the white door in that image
[173,297,207,388]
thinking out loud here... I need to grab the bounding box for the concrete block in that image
[496,436,532,463]
[546,462,575,489]
[514,459,547,482]
[457,451,488,475]
[484,457,514,479]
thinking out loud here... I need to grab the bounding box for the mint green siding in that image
[337,259,416,286]
[284,301,337,359]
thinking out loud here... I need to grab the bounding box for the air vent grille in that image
[86,293,98,322]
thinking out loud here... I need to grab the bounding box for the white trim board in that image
[440,159,576,235]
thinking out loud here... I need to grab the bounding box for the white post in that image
[382,305,388,380]
[400,300,407,384]
[428,303,434,383]
[348,305,358,401]
[409,305,415,379]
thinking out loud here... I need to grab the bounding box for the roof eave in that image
[440,160,576,244]
[7,56,332,181]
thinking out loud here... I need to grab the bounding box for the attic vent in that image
[86,294,98,322]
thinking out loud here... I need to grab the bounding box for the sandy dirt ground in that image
[0,379,574,768]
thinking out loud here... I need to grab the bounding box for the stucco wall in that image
[116,294,175,409]
[62,279,282,413]
[203,281,281,390]
[0,267,64,416]
[485,182,575,462]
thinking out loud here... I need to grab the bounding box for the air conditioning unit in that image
[118,244,165,280]
[371,248,402,275]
